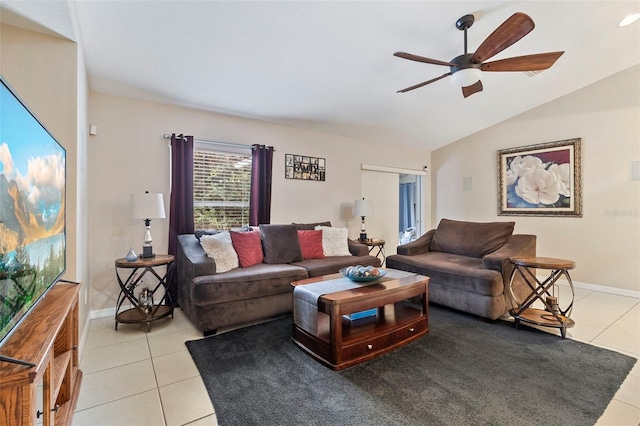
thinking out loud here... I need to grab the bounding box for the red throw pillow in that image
[229,230,264,268]
[297,230,325,260]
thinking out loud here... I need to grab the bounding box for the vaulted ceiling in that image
[3,1,640,151]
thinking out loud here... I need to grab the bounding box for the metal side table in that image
[114,254,175,332]
[508,256,575,339]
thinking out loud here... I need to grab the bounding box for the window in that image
[193,143,251,229]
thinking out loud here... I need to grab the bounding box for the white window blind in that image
[193,145,251,229]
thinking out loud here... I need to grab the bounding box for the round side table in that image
[361,239,386,264]
[114,254,175,332]
[508,256,575,339]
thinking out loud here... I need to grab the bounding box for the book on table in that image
[343,308,377,321]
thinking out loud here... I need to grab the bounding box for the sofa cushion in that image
[230,230,264,268]
[297,230,325,260]
[191,263,309,305]
[315,226,351,256]
[386,252,503,297]
[200,231,239,273]
[291,255,381,278]
[430,218,515,258]
[194,229,221,241]
[293,221,332,230]
[260,224,303,264]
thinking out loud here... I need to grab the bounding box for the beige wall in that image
[5,17,637,320]
[74,21,91,340]
[1,23,91,332]
[88,93,431,311]
[432,65,640,293]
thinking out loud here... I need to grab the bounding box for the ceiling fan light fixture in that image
[450,68,482,87]
[618,13,640,27]
[394,12,561,97]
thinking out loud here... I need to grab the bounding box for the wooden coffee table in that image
[291,271,429,370]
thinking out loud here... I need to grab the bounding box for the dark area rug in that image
[185,305,636,426]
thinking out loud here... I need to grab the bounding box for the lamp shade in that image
[131,192,166,220]
[353,199,372,217]
[450,68,482,88]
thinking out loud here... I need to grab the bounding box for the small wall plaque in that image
[285,154,325,181]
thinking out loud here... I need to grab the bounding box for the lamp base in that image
[140,246,155,258]
[359,233,368,242]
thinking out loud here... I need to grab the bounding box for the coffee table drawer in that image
[341,333,393,362]
[392,317,427,344]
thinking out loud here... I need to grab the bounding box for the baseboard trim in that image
[78,308,115,357]
[91,307,116,319]
[541,277,640,299]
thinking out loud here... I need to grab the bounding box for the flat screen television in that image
[0,75,66,353]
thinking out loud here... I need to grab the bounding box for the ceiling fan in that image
[394,12,564,98]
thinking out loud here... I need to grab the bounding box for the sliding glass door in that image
[361,170,423,257]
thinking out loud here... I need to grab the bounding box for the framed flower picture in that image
[497,138,582,217]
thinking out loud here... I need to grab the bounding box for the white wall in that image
[432,65,640,293]
[88,93,432,311]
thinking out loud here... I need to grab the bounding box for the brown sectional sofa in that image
[386,218,536,320]
[176,222,381,335]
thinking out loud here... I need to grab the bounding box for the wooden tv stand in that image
[0,283,82,425]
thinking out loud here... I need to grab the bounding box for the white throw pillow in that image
[200,231,239,273]
[315,226,351,257]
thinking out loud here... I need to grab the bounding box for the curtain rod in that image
[163,134,251,150]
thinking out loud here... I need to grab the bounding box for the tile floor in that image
[72,286,640,426]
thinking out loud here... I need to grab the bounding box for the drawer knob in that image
[409,328,415,332]
[367,344,373,350]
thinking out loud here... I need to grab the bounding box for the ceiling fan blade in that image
[462,80,483,98]
[481,51,564,71]
[470,12,535,63]
[397,72,452,93]
[394,52,458,67]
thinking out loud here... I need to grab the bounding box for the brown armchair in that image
[386,219,536,320]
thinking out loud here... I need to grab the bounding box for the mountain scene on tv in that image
[0,82,66,340]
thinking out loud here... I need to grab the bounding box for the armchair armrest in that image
[482,234,537,272]
[396,229,435,256]
[348,239,369,256]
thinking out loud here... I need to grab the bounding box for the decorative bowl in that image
[340,266,387,282]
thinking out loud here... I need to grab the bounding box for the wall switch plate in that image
[463,176,474,192]
[631,160,640,182]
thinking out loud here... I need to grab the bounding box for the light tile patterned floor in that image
[72,288,640,426]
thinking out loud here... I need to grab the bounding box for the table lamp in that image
[131,191,166,258]
[353,198,372,242]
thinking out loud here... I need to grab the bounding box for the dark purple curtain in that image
[167,134,194,303]
[249,144,274,226]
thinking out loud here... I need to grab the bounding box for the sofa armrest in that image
[178,234,217,278]
[396,229,435,256]
[482,234,537,272]
[348,239,369,256]
[483,234,536,308]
